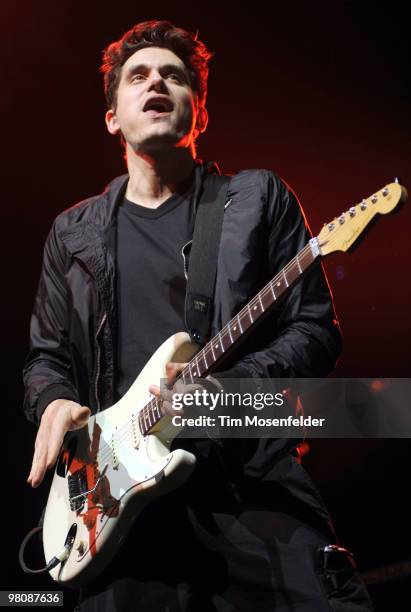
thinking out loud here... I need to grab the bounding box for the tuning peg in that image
[394,177,401,184]
[360,200,367,210]
[349,207,356,217]
[338,214,345,225]
[371,195,378,204]
[382,187,389,197]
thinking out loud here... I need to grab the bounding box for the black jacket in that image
[23,162,342,437]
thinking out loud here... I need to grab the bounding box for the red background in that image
[2,2,410,609]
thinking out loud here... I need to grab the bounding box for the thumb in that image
[69,404,91,430]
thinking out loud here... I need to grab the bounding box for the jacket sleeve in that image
[217,171,342,381]
[23,218,80,425]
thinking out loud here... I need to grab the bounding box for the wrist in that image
[36,384,79,424]
[43,398,80,422]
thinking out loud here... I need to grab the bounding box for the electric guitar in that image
[41,181,406,586]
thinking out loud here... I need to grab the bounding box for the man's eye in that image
[131,74,145,83]
[167,73,182,83]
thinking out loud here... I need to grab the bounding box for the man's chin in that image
[131,133,191,155]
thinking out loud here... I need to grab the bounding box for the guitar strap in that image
[184,169,231,345]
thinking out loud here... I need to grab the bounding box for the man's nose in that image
[147,72,168,93]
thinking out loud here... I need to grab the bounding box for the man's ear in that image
[105,109,120,135]
[195,106,208,135]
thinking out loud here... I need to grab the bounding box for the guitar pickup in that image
[110,432,120,470]
[131,414,140,449]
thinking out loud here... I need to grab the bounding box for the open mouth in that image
[143,97,174,114]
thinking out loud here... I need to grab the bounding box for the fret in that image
[188,363,195,383]
[146,408,152,428]
[210,341,216,361]
[154,401,161,422]
[282,269,289,287]
[228,323,234,344]
[258,292,264,311]
[191,357,198,378]
[261,287,273,310]
[232,321,241,341]
[237,314,243,334]
[296,253,302,274]
[218,331,225,352]
[202,349,208,370]
[270,282,276,300]
[248,303,254,323]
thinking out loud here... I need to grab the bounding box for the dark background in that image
[2,1,410,609]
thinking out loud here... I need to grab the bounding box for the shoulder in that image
[52,174,128,234]
[224,168,302,219]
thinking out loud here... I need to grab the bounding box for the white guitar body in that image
[42,332,199,586]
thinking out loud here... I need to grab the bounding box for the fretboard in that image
[139,237,320,435]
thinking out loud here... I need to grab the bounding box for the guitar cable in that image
[19,526,73,574]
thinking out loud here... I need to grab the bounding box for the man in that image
[24,20,373,611]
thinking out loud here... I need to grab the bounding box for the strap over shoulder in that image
[184,171,231,345]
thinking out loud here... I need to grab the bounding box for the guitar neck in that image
[182,237,320,379]
[139,237,321,435]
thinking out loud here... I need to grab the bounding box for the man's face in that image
[106,46,202,153]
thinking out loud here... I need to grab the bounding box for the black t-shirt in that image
[115,177,195,398]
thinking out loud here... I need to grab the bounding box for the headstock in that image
[317,181,407,255]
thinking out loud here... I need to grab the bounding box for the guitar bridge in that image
[68,466,88,511]
[68,465,108,512]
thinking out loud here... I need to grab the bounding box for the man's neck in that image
[125,146,196,209]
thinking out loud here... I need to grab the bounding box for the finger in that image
[149,383,174,406]
[30,458,48,487]
[174,380,204,395]
[149,384,160,397]
[46,421,68,472]
[165,362,187,381]
[28,436,49,487]
[160,400,172,417]
[161,400,183,418]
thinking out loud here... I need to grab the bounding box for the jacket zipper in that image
[94,312,107,412]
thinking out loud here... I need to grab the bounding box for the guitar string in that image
[95,243,316,465]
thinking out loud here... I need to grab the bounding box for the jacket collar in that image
[59,159,220,294]
[102,159,220,223]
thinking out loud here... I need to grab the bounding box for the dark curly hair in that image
[101,20,213,112]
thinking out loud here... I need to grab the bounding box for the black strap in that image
[185,172,231,344]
